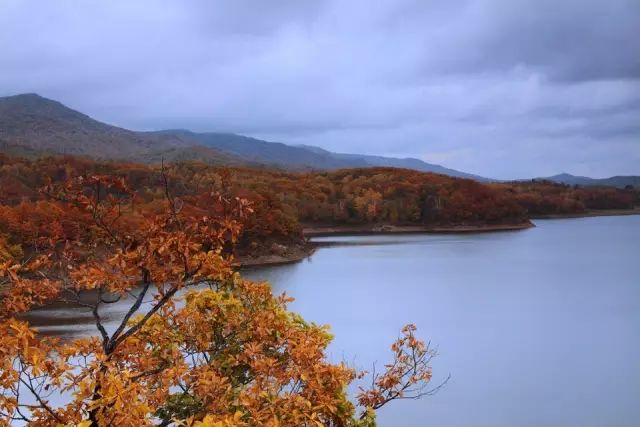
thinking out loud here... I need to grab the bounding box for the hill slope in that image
[0,94,243,165]
[0,93,165,158]
[298,144,485,180]
[148,130,365,170]
[0,93,489,179]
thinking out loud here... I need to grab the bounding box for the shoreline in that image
[531,208,640,220]
[236,209,640,267]
[302,221,535,237]
[237,246,317,268]
[236,221,535,267]
[10,211,637,315]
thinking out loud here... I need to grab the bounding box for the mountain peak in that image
[5,92,44,99]
[3,93,54,104]
[0,93,80,117]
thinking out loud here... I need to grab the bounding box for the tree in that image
[0,171,443,426]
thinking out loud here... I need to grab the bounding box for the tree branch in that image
[108,271,152,352]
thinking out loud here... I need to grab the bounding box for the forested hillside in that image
[2,153,637,265]
[0,154,528,263]
[494,180,638,216]
[540,173,640,189]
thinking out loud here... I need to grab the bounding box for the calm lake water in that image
[24,216,640,426]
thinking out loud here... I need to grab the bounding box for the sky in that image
[1,0,639,179]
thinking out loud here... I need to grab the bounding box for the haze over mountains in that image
[0,93,638,187]
[0,94,247,166]
[0,93,484,178]
[537,173,640,189]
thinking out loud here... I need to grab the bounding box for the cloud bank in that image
[1,0,639,178]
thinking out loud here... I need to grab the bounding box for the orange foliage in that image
[494,180,636,215]
[0,163,442,426]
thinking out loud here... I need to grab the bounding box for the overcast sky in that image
[1,0,639,178]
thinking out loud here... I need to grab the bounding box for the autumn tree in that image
[0,170,443,426]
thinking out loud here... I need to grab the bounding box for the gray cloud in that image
[0,0,638,178]
[418,0,640,82]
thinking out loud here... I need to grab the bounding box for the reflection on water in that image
[21,216,640,427]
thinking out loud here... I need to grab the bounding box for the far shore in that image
[237,209,640,267]
[236,221,535,267]
[531,208,640,220]
[303,221,535,237]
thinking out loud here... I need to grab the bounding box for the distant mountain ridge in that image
[0,93,485,179]
[148,130,364,170]
[1,93,636,185]
[539,173,640,188]
[0,93,179,157]
[296,144,485,180]
[0,93,246,166]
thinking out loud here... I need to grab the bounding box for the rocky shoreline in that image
[236,221,535,267]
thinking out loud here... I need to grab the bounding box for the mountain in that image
[541,173,640,188]
[0,93,484,178]
[7,94,637,186]
[297,144,485,180]
[0,93,165,158]
[148,130,366,170]
[0,93,242,165]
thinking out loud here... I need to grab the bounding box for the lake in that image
[24,215,640,426]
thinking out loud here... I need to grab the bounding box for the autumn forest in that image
[0,151,638,426]
[1,154,636,261]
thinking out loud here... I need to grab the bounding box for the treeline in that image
[493,180,637,216]
[1,154,637,259]
[170,162,533,226]
[0,154,525,242]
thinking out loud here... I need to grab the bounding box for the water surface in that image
[243,216,640,427]
[25,216,640,426]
